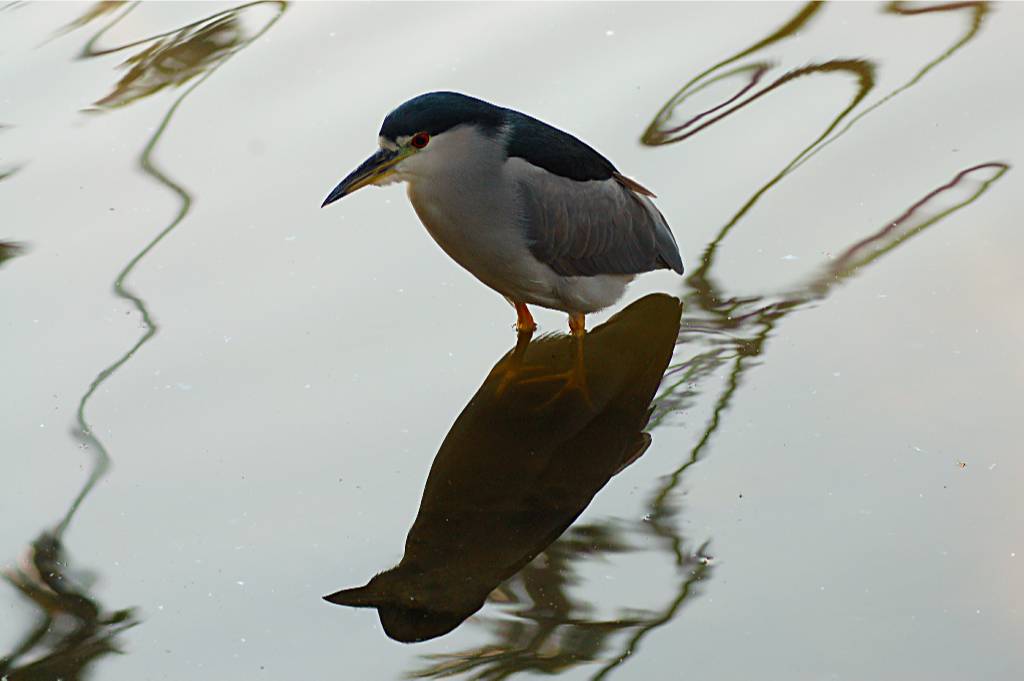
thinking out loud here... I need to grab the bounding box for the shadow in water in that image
[405,2,1008,679]
[408,169,1008,681]
[325,295,683,644]
[2,2,287,677]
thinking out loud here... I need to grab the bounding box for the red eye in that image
[411,132,430,149]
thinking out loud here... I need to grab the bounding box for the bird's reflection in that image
[408,2,1007,678]
[325,294,683,643]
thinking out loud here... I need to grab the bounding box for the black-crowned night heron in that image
[321,92,684,336]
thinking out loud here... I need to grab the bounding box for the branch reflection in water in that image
[407,159,1008,681]
[1,2,287,677]
[0,241,26,269]
[70,0,287,470]
[406,2,1007,679]
[0,533,138,681]
[326,295,684,645]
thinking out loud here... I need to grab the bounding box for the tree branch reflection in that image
[0,241,26,268]
[595,160,1008,679]
[405,2,1007,679]
[792,1,991,172]
[2,3,287,677]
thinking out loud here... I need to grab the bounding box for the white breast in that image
[399,125,631,313]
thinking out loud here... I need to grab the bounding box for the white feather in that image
[395,125,632,313]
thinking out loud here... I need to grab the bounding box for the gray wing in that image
[510,159,684,278]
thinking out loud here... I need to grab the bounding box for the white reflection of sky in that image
[1,3,1022,680]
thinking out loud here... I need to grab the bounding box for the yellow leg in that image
[568,311,586,337]
[495,327,536,396]
[514,302,537,333]
[519,313,592,408]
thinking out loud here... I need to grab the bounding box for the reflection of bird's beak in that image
[323,584,378,607]
[321,147,405,207]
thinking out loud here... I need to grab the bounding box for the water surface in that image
[2,2,1022,680]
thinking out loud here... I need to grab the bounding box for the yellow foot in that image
[518,315,591,408]
[519,364,593,409]
[494,330,541,397]
[493,321,593,409]
[495,363,545,397]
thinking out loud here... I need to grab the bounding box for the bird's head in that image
[321,91,506,207]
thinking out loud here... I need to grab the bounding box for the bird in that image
[321,92,684,337]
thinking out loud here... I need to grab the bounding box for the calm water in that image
[2,2,1022,679]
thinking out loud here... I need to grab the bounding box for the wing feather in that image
[511,160,684,277]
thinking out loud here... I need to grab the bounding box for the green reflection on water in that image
[1,1,1010,678]
[70,0,286,528]
[1,121,26,198]
[0,166,22,183]
[0,241,26,268]
[793,1,992,172]
[601,160,1008,681]
[642,0,824,146]
[85,3,270,110]
[0,531,139,681]
[413,166,1011,681]
[406,3,1009,680]
[69,0,286,545]
[1,2,287,677]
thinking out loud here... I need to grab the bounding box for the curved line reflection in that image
[325,294,684,643]
[2,3,287,677]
